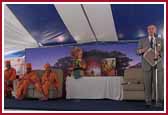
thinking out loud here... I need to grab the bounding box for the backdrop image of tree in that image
[54,49,132,76]
[54,56,73,70]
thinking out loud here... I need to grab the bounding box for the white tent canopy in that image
[4,4,164,56]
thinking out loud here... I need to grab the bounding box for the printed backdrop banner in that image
[25,43,141,76]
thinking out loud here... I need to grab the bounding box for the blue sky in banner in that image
[25,43,140,70]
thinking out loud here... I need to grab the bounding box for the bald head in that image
[44,63,51,72]
[147,25,157,37]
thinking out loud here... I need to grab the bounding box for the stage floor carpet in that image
[4,97,164,111]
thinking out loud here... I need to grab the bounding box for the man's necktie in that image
[150,38,153,48]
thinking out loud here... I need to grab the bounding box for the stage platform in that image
[4,97,164,111]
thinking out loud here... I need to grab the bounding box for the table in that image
[66,76,123,100]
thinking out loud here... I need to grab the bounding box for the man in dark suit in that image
[137,25,164,107]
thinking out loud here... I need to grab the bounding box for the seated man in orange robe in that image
[16,63,43,100]
[4,60,16,97]
[41,64,59,101]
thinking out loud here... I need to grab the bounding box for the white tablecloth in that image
[66,76,123,100]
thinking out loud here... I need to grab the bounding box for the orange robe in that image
[5,68,16,81]
[4,68,16,96]
[16,71,42,99]
[41,71,59,97]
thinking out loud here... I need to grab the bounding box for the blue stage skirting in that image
[4,98,163,111]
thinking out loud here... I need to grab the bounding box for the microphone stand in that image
[154,40,158,105]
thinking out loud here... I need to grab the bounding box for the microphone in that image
[154,33,158,38]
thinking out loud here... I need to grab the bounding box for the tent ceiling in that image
[4,4,164,55]
[4,5,38,53]
[111,4,164,40]
[83,4,118,42]
[55,4,96,44]
[7,4,76,46]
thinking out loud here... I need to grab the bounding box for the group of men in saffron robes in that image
[4,61,59,101]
